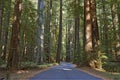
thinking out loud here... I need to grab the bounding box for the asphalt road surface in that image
[29,62,102,80]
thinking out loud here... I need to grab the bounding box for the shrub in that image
[103,62,120,72]
[20,61,38,69]
[20,61,58,70]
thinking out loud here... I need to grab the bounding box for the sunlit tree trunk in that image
[7,0,22,70]
[37,0,45,64]
[84,0,93,67]
[56,0,62,63]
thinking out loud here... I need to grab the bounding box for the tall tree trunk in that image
[37,0,45,64]
[48,0,52,63]
[73,0,80,65]
[84,0,93,67]
[7,0,22,70]
[44,0,52,63]
[91,0,101,69]
[56,0,62,63]
[66,20,72,62]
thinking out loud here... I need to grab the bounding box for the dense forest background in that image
[0,0,120,73]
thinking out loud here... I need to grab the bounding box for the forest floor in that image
[80,67,120,80]
[0,67,52,80]
[0,66,120,80]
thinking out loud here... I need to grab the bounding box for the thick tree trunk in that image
[37,0,45,64]
[91,0,101,69]
[56,0,62,63]
[7,0,22,70]
[84,0,93,67]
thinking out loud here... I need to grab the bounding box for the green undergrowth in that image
[99,71,120,80]
[102,62,120,80]
[0,61,58,70]
[103,62,120,73]
[20,62,58,70]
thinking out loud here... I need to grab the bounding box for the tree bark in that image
[37,0,45,64]
[7,0,22,70]
[66,20,72,62]
[73,0,81,65]
[44,0,52,63]
[56,0,62,63]
[84,0,93,67]
[91,0,101,69]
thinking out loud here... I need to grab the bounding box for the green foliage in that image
[20,61,37,69]
[21,0,37,44]
[103,62,120,72]
[20,61,58,70]
[101,53,108,62]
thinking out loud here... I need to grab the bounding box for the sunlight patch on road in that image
[63,68,72,71]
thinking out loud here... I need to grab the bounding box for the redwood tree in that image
[56,0,62,63]
[84,0,94,67]
[74,0,81,65]
[91,0,101,69]
[37,0,45,64]
[7,0,22,70]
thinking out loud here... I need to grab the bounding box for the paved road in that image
[29,62,102,80]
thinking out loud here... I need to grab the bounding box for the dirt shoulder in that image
[79,67,112,80]
[0,67,52,80]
